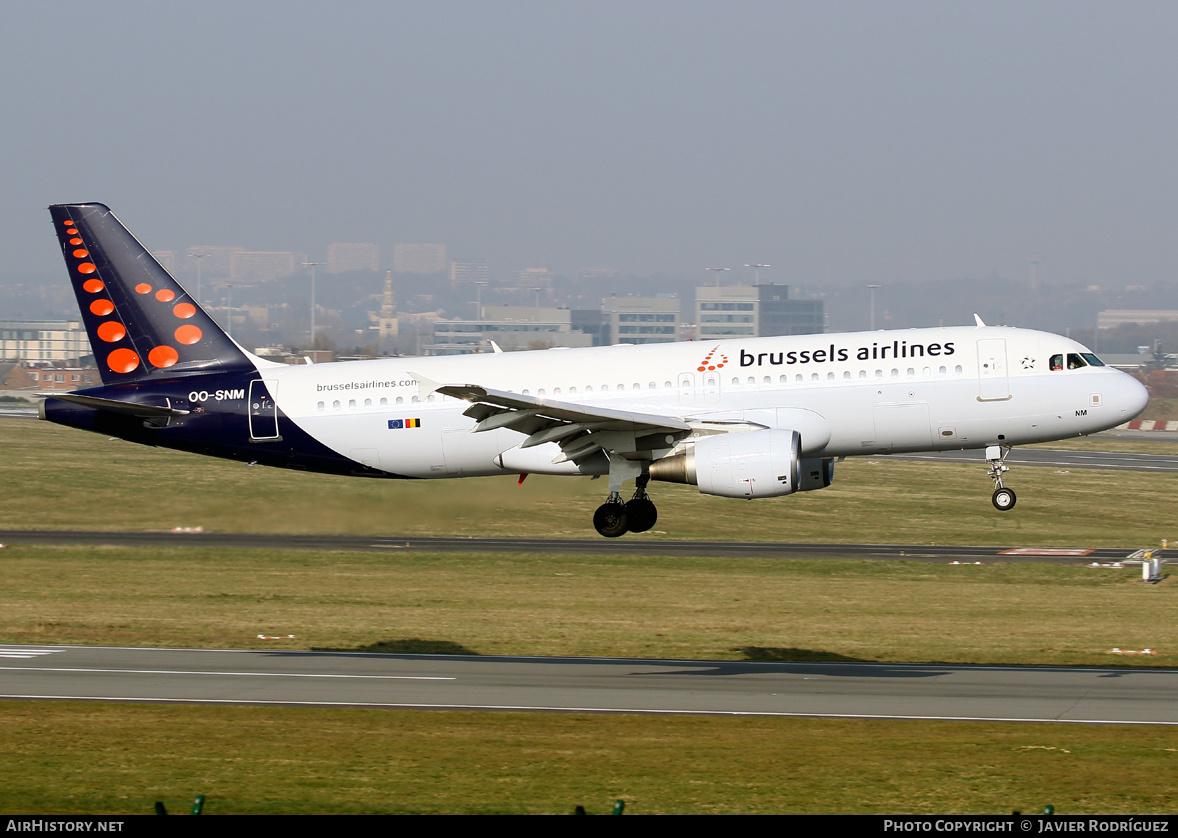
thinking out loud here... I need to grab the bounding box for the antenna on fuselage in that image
[974,314,987,327]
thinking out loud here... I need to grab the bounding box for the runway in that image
[895,446,1178,472]
[1,434,1167,726]
[1,644,1174,725]
[0,528,1152,563]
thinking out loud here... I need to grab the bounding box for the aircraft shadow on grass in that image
[313,639,481,655]
[736,646,869,662]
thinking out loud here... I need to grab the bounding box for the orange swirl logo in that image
[696,346,727,372]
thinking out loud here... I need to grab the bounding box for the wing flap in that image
[412,374,692,461]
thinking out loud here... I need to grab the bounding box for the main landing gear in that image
[986,444,1017,511]
[593,457,658,538]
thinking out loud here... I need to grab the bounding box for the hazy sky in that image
[3,1,1177,288]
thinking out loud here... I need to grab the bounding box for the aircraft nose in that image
[1117,372,1150,421]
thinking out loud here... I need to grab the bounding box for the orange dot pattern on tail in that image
[63,216,192,375]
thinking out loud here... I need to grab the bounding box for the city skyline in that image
[3,3,1178,291]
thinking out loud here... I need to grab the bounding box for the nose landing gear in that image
[986,444,1017,511]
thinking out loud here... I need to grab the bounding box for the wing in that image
[413,374,692,464]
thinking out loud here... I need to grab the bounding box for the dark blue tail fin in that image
[49,203,255,385]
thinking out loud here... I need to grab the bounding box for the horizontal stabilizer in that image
[39,392,190,417]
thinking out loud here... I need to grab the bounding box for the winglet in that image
[973,313,987,327]
[408,371,442,401]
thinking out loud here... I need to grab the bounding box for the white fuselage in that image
[255,325,1148,479]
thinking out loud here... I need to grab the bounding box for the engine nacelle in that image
[647,429,808,498]
[650,429,835,498]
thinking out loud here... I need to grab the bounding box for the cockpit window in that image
[1050,354,1063,371]
[1067,353,1087,370]
[1081,353,1105,367]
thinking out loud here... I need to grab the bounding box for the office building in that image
[327,243,380,274]
[394,243,447,275]
[601,296,680,345]
[0,321,89,363]
[696,285,823,339]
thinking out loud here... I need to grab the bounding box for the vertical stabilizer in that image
[49,203,255,384]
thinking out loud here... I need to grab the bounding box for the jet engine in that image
[649,429,834,499]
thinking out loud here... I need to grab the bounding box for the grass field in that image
[3,418,1177,547]
[3,704,1176,815]
[1138,396,1178,420]
[2,417,1176,814]
[0,544,1174,665]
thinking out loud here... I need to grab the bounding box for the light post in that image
[866,284,881,330]
[744,263,770,284]
[705,267,730,286]
[473,280,487,319]
[191,253,205,307]
[303,261,319,347]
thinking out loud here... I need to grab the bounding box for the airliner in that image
[39,203,1149,537]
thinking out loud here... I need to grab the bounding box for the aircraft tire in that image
[992,487,1017,511]
[625,498,657,533]
[593,502,629,538]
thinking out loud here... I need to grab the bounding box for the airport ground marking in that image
[0,666,453,680]
[1,694,1176,726]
